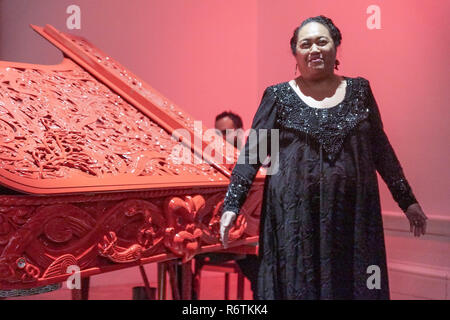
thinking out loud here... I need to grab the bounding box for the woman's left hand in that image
[405,203,428,237]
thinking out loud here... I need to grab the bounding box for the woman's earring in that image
[295,63,298,75]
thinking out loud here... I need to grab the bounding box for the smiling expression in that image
[295,22,337,76]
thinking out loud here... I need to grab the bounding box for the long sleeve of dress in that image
[367,81,418,212]
[222,86,278,215]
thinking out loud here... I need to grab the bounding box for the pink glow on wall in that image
[256,0,450,215]
[0,0,447,215]
[0,0,259,131]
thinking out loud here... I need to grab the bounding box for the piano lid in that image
[0,25,236,195]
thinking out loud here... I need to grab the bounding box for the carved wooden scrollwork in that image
[163,195,205,263]
[97,199,166,263]
[0,64,224,181]
[0,25,262,295]
[0,185,262,288]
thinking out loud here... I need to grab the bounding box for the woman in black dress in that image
[220,15,427,300]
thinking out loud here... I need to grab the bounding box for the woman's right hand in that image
[220,211,237,249]
[405,203,428,237]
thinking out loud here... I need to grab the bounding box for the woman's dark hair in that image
[290,15,342,56]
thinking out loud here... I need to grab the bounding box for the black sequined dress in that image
[222,76,417,300]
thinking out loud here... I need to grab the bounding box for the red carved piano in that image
[0,25,263,299]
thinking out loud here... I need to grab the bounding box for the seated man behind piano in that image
[192,111,259,299]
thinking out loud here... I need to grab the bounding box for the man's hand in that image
[220,211,237,249]
[405,203,428,237]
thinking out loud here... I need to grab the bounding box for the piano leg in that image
[157,262,167,300]
[225,273,230,300]
[181,260,192,300]
[138,265,155,300]
[192,257,203,300]
[158,260,193,300]
[237,272,245,300]
[167,260,181,300]
[71,277,90,300]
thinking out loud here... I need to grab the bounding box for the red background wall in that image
[1,0,447,216]
[256,0,450,215]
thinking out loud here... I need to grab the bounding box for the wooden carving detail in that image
[60,30,217,140]
[0,25,262,295]
[42,26,239,166]
[0,186,262,289]
[97,199,166,263]
[0,62,223,180]
[163,195,205,263]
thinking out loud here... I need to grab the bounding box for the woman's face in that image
[295,22,336,77]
